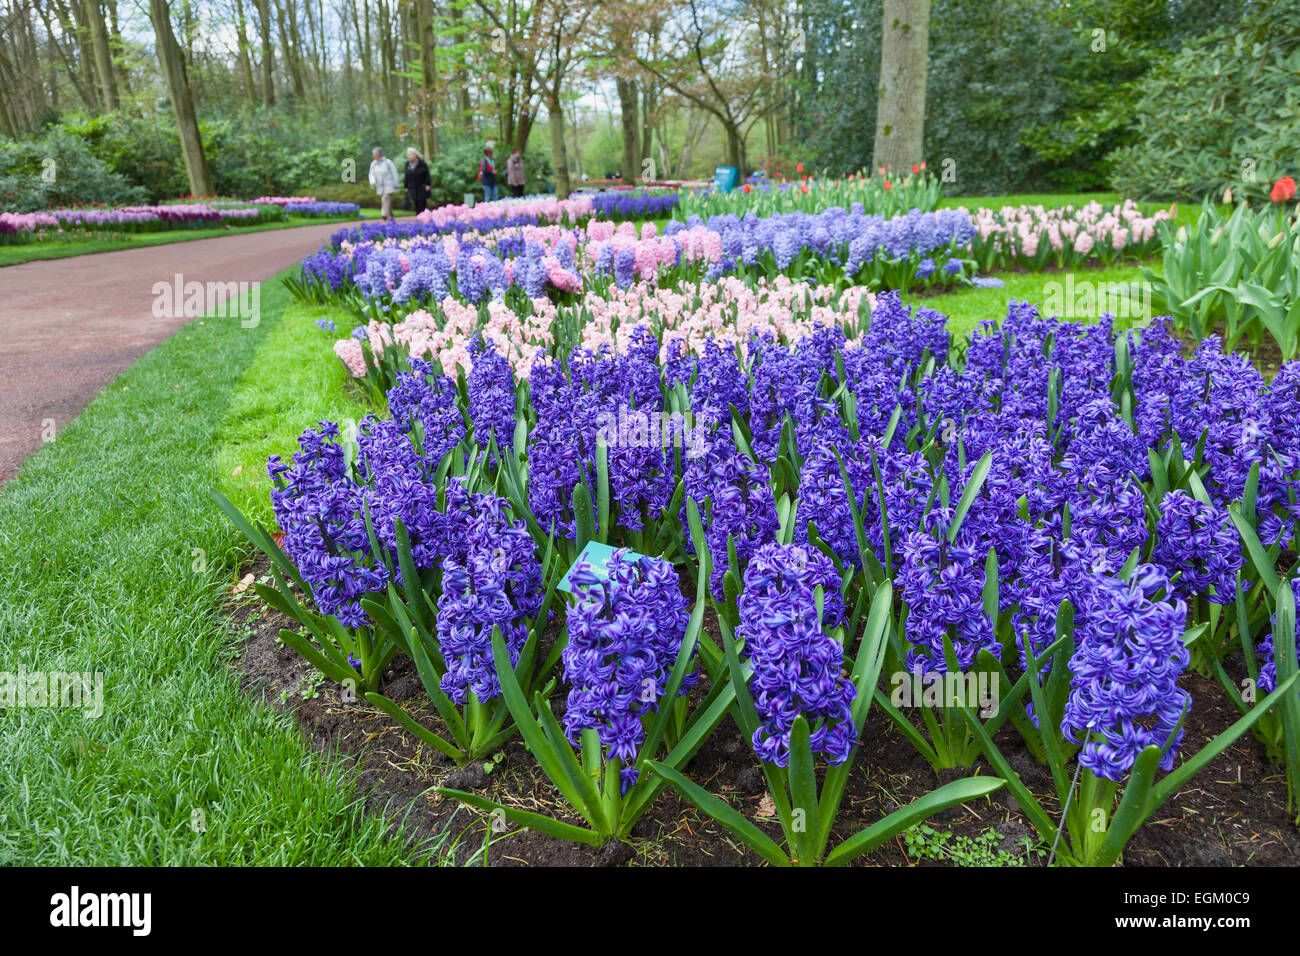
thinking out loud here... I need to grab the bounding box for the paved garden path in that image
[0,221,351,483]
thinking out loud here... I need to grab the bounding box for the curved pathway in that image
[0,221,350,482]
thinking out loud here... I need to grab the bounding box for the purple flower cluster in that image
[590,191,680,220]
[467,336,517,459]
[436,495,543,704]
[1152,490,1241,603]
[737,542,857,766]
[1061,565,1191,780]
[899,509,998,677]
[562,550,691,792]
[268,422,384,627]
[387,358,466,464]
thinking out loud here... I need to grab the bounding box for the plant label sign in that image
[558,541,642,593]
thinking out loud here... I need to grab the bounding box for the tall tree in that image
[871,0,929,173]
[84,0,118,110]
[149,0,214,195]
[257,0,275,104]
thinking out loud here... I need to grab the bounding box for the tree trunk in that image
[149,0,214,196]
[448,1,472,128]
[871,0,930,174]
[85,0,119,110]
[234,0,258,107]
[258,0,275,105]
[641,83,654,172]
[548,93,570,200]
[419,0,436,156]
[276,0,305,100]
[616,76,639,180]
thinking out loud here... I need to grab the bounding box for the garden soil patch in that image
[225,554,1300,867]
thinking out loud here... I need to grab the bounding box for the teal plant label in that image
[558,541,638,593]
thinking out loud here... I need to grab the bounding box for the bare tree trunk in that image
[640,83,654,171]
[447,1,471,128]
[38,1,96,112]
[548,93,570,199]
[616,76,638,180]
[149,0,214,196]
[872,0,930,174]
[258,0,275,105]
[234,0,258,106]
[417,0,435,157]
[85,0,118,110]
[276,0,305,99]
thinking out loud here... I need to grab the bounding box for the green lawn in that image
[928,263,1155,338]
[0,274,447,865]
[0,208,408,268]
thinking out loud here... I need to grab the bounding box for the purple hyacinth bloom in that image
[562,550,691,793]
[737,542,856,767]
[387,357,467,465]
[1152,490,1241,604]
[436,495,542,704]
[467,336,517,461]
[898,508,998,678]
[1061,564,1191,780]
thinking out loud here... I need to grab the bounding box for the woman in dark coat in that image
[404,148,432,214]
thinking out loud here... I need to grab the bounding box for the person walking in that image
[368,147,400,221]
[506,147,526,198]
[404,147,432,215]
[478,146,498,203]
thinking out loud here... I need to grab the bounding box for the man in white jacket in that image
[368,147,400,221]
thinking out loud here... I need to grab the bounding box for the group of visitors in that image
[367,143,527,221]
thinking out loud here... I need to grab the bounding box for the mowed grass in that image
[927,263,1153,338]
[0,275,439,865]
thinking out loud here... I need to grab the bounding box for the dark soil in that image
[224,553,1300,867]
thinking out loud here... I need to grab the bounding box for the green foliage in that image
[425,135,553,207]
[903,823,1038,866]
[310,182,385,209]
[0,126,146,212]
[1144,200,1300,358]
[1109,0,1300,201]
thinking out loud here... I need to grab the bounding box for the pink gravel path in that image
[0,222,349,482]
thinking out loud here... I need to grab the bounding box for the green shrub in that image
[0,128,146,212]
[1108,1,1300,202]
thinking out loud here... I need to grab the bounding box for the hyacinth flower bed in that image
[328,275,877,399]
[287,206,979,320]
[677,164,942,221]
[968,200,1174,271]
[588,190,681,221]
[218,288,1300,866]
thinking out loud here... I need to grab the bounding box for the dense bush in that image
[0,127,146,212]
[1109,0,1300,201]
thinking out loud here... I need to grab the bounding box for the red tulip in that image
[800,183,809,194]
[883,180,892,191]
[1271,176,1297,203]
[920,161,927,170]
[911,164,920,174]
[796,163,804,173]
[743,183,751,193]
